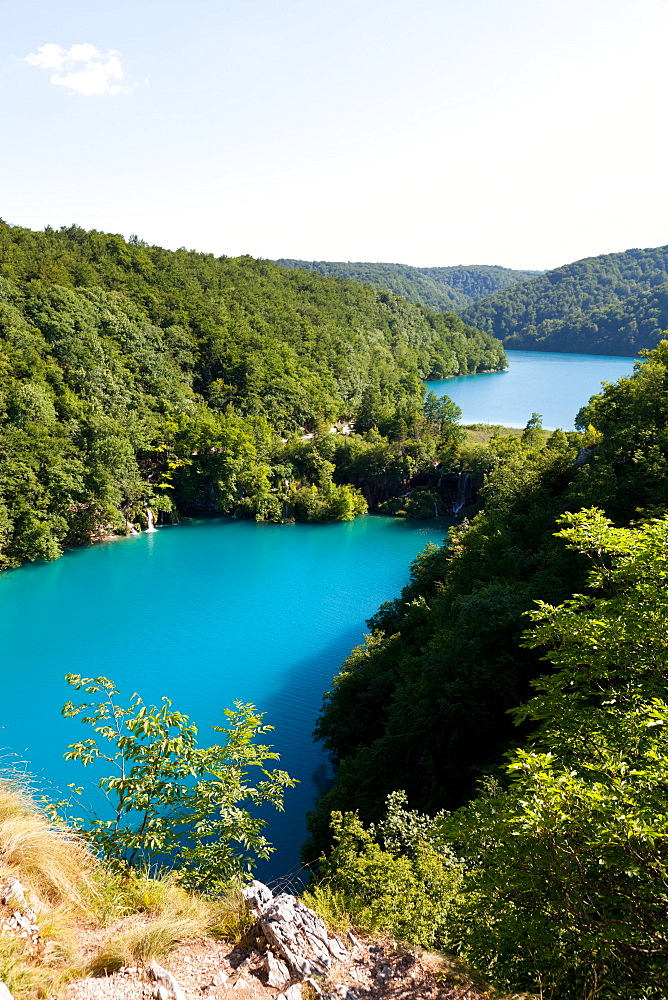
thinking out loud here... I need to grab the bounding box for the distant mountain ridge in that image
[462,245,668,356]
[274,259,541,312]
[277,247,668,356]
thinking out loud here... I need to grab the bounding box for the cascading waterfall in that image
[144,505,157,532]
[451,471,472,514]
[126,520,139,535]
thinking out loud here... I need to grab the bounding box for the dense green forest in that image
[463,244,668,354]
[278,248,668,356]
[306,342,668,998]
[275,259,540,312]
[0,221,505,568]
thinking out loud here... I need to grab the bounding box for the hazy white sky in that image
[2,0,668,269]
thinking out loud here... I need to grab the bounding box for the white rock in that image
[243,882,347,979]
[211,969,228,986]
[0,981,12,1000]
[242,880,274,914]
[276,987,302,1000]
[146,960,187,1000]
[233,978,249,990]
[264,951,291,989]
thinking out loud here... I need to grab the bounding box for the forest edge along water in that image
[0,349,638,884]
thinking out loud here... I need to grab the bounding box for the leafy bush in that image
[306,791,462,948]
[445,511,668,999]
[62,675,296,891]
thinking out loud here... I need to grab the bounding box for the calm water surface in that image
[1,349,640,882]
[425,350,638,429]
[0,516,448,884]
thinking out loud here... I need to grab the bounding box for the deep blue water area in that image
[425,349,638,430]
[0,515,448,885]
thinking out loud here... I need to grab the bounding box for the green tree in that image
[62,675,296,891]
[447,510,668,999]
[308,791,462,948]
[521,411,543,448]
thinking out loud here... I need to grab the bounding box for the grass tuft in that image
[0,779,93,908]
[87,874,251,974]
[0,778,255,992]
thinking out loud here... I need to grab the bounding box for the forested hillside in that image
[0,222,504,568]
[275,259,539,312]
[307,341,668,998]
[418,263,543,302]
[463,244,668,354]
[310,346,668,830]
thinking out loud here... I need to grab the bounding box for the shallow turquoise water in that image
[0,349,641,883]
[425,349,638,430]
[0,515,448,885]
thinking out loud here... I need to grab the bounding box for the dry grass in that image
[0,778,252,996]
[462,424,524,445]
[86,875,250,975]
[461,423,553,447]
[0,779,94,909]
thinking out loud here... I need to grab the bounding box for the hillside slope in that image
[275,259,539,312]
[0,222,505,567]
[463,244,668,354]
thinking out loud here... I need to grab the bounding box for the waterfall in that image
[145,505,157,532]
[126,520,138,535]
[451,472,472,514]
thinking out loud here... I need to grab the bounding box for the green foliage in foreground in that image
[316,511,668,998]
[305,791,462,949]
[447,510,668,999]
[62,675,295,891]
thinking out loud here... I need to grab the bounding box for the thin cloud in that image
[24,43,129,96]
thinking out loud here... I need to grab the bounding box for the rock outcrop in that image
[0,877,40,952]
[243,881,347,982]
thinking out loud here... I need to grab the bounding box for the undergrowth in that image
[0,777,251,997]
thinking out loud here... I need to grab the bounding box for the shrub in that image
[62,675,296,891]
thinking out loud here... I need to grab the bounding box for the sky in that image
[2,0,668,270]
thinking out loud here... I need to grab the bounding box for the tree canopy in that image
[0,221,505,567]
[463,244,668,355]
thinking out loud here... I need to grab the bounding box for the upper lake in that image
[425,349,637,429]
[0,348,638,884]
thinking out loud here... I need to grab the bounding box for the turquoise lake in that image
[0,515,448,886]
[0,348,640,884]
[425,349,638,430]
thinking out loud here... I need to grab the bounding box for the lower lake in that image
[0,515,448,886]
[0,348,639,884]
[425,349,638,430]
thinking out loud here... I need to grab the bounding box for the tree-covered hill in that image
[274,259,540,312]
[418,264,543,302]
[307,341,668,998]
[0,221,505,567]
[308,340,668,844]
[463,244,668,355]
